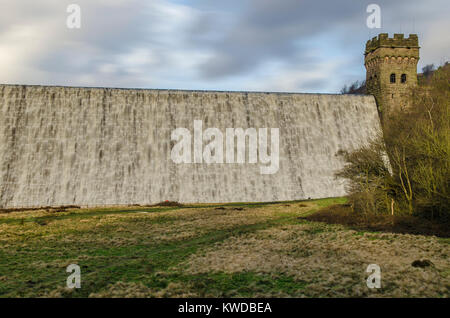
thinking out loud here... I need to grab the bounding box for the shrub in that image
[337,63,450,220]
[336,138,394,217]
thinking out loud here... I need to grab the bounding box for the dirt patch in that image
[0,205,80,214]
[301,204,450,238]
[411,259,434,268]
[150,201,184,207]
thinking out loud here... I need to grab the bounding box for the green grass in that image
[0,198,323,226]
[438,238,450,245]
[174,272,307,297]
[1,196,446,298]
[0,198,343,297]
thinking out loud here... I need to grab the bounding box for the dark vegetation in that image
[339,63,444,94]
[340,80,366,94]
[421,63,436,78]
[334,63,449,228]
[151,200,185,207]
[302,204,450,238]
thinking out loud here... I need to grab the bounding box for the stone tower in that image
[364,33,420,121]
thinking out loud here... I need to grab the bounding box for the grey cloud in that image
[299,78,328,91]
[196,0,366,79]
[0,0,201,88]
[195,0,449,80]
[0,0,448,92]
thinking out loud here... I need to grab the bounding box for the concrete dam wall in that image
[0,84,382,208]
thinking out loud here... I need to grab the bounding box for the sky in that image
[0,0,449,93]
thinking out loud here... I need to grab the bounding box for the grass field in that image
[0,198,448,298]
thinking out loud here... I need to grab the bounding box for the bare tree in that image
[340,80,366,94]
[422,64,435,77]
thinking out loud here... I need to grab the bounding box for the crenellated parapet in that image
[365,33,419,55]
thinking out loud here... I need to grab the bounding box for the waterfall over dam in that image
[0,84,382,208]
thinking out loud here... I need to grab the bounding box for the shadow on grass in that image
[300,204,450,238]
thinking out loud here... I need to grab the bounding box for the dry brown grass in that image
[1,199,448,298]
[183,222,449,297]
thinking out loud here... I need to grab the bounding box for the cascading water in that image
[0,84,382,208]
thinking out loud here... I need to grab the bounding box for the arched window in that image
[390,73,396,83]
[401,74,407,83]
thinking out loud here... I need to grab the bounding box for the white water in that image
[0,85,382,208]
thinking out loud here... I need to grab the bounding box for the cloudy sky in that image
[0,0,449,93]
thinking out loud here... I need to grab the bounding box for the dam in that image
[0,84,382,208]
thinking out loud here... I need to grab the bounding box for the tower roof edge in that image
[365,33,419,55]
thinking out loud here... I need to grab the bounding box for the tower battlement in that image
[364,33,420,120]
[365,33,419,55]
